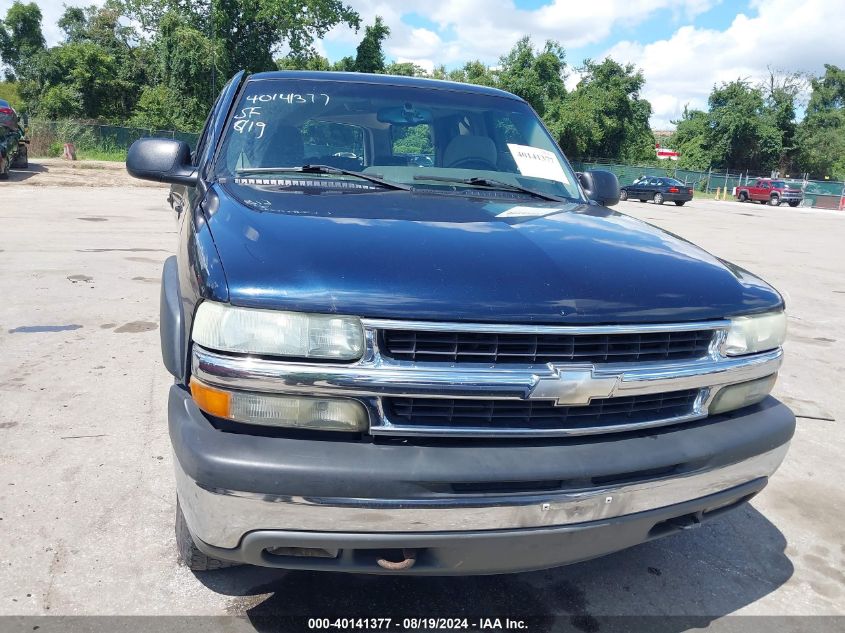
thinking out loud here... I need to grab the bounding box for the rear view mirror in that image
[126,138,197,186]
[578,170,620,206]
[377,104,433,125]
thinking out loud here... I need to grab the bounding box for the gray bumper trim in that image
[176,443,788,549]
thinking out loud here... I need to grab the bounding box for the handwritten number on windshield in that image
[233,106,266,138]
[246,93,330,106]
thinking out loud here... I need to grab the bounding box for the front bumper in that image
[170,386,794,573]
[192,479,769,575]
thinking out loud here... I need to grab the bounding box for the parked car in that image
[127,71,793,575]
[620,176,694,205]
[0,100,28,177]
[736,178,803,207]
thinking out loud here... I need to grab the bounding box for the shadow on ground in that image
[193,504,792,632]
[8,161,47,182]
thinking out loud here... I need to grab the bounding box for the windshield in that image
[215,78,583,201]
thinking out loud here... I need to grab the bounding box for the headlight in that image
[724,311,786,356]
[190,378,368,431]
[192,302,364,360]
[709,374,777,415]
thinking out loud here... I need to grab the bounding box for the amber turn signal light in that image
[189,378,232,418]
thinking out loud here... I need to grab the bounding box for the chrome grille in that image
[383,390,700,433]
[193,316,788,440]
[381,329,714,364]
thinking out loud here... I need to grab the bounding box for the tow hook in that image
[377,548,418,571]
[670,511,704,531]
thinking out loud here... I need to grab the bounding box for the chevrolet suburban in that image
[126,71,794,575]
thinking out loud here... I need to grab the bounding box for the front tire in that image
[769,195,780,206]
[653,192,664,205]
[12,146,27,169]
[619,189,628,201]
[788,200,800,208]
[175,499,239,571]
[739,191,748,202]
[674,201,685,206]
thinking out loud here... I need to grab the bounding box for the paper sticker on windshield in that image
[507,144,569,185]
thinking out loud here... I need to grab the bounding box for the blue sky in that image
[11,0,845,129]
[322,1,752,77]
[314,0,842,128]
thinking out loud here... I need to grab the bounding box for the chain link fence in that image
[572,159,844,210]
[27,120,200,159]
[22,122,845,210]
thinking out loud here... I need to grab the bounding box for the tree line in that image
[0,0,842,178]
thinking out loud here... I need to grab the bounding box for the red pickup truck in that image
[736,178,803,207]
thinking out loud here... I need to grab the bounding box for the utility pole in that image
[210,0,216,100]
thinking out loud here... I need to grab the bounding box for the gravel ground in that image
[0,162,843,627]
[5,158,163,187]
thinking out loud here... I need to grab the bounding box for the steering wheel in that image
[446,156,498,170]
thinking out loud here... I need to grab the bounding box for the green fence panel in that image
[31,120,201,155]
[572,159,844,208]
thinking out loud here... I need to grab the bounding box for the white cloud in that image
[602,0,845,128]
[325,0,721,68]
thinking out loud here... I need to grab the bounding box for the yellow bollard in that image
[715,187,721,200]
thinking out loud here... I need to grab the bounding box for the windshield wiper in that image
[412,175,565,202]
[235,164,411,191]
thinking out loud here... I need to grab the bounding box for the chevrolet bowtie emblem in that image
[528,367,620,406]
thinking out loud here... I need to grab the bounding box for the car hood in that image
[202,181,782,323]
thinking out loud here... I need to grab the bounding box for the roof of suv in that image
[248,70,524,102]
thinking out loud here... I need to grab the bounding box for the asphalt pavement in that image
[0,173,843,626]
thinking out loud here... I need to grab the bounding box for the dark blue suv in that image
[127,71,793,575]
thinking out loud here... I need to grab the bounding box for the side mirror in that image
[578,170,620,206]
[126,138,197,186]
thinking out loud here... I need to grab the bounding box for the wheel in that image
[13,146,27,169]
[653,192,664,205]
[788,200,800,207]
[0,157,8,180]
[175,499,239,571]
[739,191,748,202]
[674,201,685,206]
[769,195,780,206]
[619,189,628,201]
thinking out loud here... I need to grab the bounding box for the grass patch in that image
[693,190,721,200]
[693,190,741,201]
[76,147,128,162]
